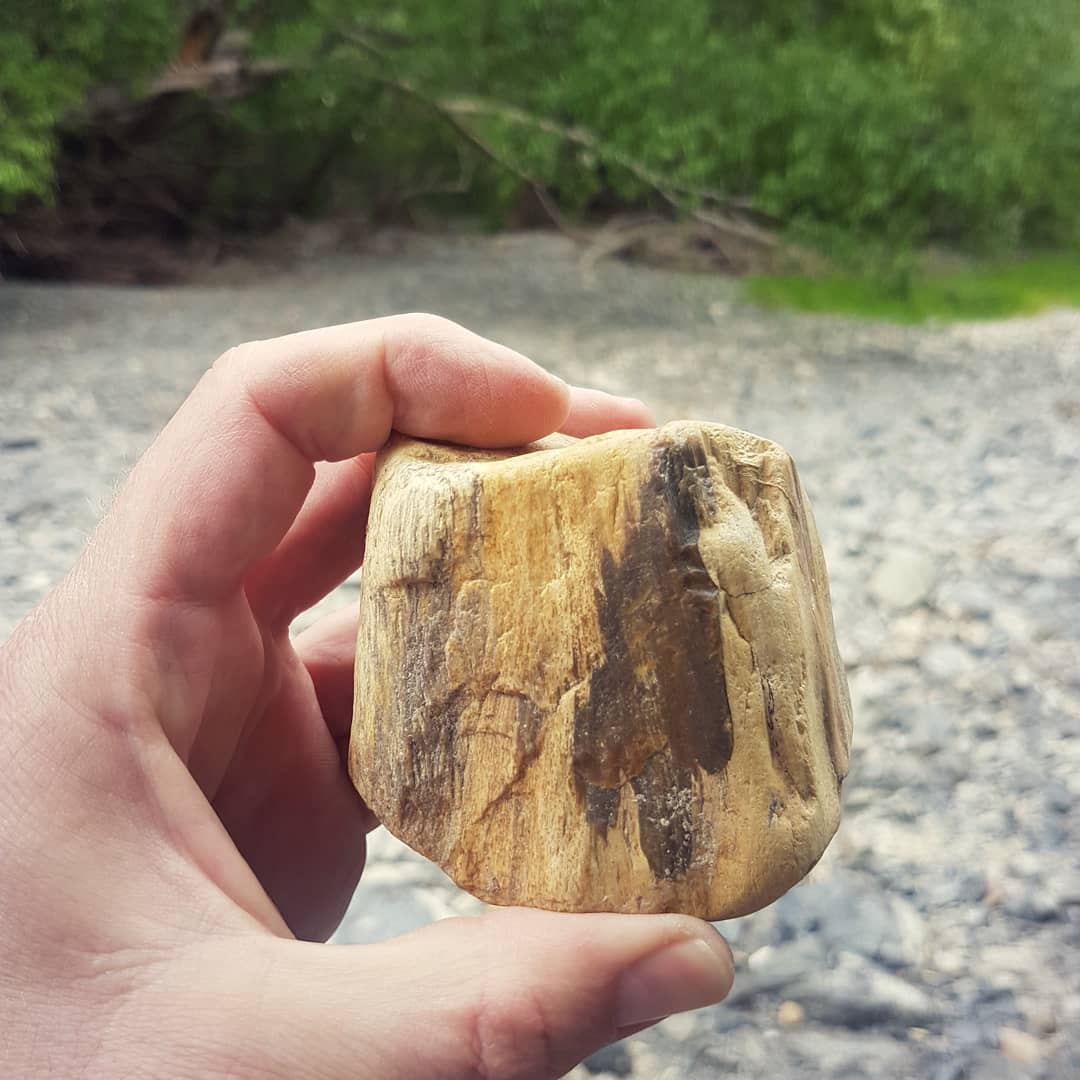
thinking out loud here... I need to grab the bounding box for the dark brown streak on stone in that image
[392,477,482,851]
[572,433,734,879]
[762,674,778,749]
[631,754,695,880]
[583,785,620,831]
[397,686,466,841]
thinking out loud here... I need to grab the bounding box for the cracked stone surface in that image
[350,424,852,919]
[2,230,1078,1078]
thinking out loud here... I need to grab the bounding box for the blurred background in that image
[3,0,1080,306]
[2,2,1079,1078]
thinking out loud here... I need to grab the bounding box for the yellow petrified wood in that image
[349,421,853,920]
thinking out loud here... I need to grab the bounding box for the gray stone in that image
[4,235,1080,1080]
[928,1058,966,1080]
[683,1043,752,1077]
[748,937,827,982]
[1047,867,1080,906]
[921,640,978,681]
[786,953,938,1029]
[653,1012,704,1042]
[781,1028,919,1078]
[1002,888,1060,924]
[762,874,925,971]
[942,1051,1031,1080]
[947,1018,991,1049]
[907,705,955,756]
[937,580,998,620]
[582,1043,632,1077]
[990,534,1077,581]
[1044,1035,1080,1079]
[1044,781,1074,815]
[869,547,938,610]
[929,871,987,908]
[727,936,828,1004]
[0,436,40,452]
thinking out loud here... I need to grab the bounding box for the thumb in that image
[201,908,733,1079]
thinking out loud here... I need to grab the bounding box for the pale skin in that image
[0,315,733,1079]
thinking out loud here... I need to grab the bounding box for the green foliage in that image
[0,1,174,208]
[3,0,1080,257]
[744,255,1080,323]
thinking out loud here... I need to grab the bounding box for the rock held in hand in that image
[349,421,853,919]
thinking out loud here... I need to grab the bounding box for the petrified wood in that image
[349,421,852,919]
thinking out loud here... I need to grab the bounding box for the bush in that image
[0,1,174,209]
[3,0,1080,257]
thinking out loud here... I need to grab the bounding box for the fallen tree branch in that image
[340,29,576,235]
[340,27,776,250]
[444,99,778,248]
[73,57,297,128]
[395,143,477,205]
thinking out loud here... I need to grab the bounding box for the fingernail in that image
[551,373,574,402]
[615,936,734,1029]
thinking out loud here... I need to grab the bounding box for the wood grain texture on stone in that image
[349,421,853,920]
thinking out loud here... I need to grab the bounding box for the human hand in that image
[0,315,733,1079]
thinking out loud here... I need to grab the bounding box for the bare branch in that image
[339,27,775,250]
[340,29,576,235]
[72,57,296,128]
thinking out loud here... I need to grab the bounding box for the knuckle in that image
[208,342,262,406]
[396,311,461,338]
[393,316,461,370]
[463,981,559,1080]
[212,340,257,374]
[209,342,276,409]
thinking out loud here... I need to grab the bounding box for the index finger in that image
[107,314,572,607]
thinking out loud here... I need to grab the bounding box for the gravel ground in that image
[2,231,1078,1078]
